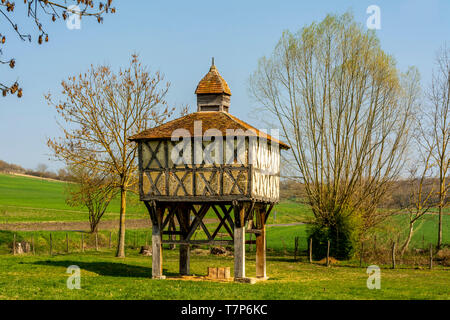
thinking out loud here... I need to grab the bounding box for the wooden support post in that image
[66,233,69,253]
[326,240,330,267]
[169,216,176,250]
[152,224,164,279]
[13,233,16,255]
[360,242,364,267]
[95,233,99,251]
[179,206,190,275]
[255,225,266,278]
[309,237,313,263]
[81,233,84,253]
[234,226,245,279]
[392,242,396,269]
[32,235,35,255]
[49,233,53,256]
[429,243,433,270]
[255,206,267,279]
[233,203,246,280]
[294,237,299,261]
[109,231,112,249]
[151,205,165,279]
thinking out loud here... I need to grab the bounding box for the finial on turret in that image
[212,57,215,66]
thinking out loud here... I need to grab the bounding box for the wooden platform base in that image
[161,275,269,284]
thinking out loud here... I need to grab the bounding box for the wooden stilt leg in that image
[256,226,266,279]
[152,223,165,279]
[234,226,245,279]
[179,206,190,275]
[233,202,246,280]
[147,203,165,280]
[255,206,267,279]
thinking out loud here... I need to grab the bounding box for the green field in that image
[0,173,314,224]
[0,173,147,223]
[0,172,448,300]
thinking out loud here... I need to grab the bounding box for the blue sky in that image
[1,0,449,171]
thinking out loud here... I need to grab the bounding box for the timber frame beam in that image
[144,200,273,281]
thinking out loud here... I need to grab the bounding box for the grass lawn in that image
[0,249,448,300]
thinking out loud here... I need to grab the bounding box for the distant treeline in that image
[0,159,74,182]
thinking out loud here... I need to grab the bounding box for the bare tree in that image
[425,45,450,250]
[250,13,419,243]
[400,150,435,256]
[1,0,115,98]
[66,165,117,233]
[46,54,173,257]
[36,163,48,176]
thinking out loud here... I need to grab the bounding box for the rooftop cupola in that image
[195,58,231,112]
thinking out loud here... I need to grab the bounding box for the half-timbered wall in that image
[139,136,280,202]
[139,138,249,201]
[249,138,280,202]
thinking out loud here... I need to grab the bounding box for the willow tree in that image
[250,13,419,258]
[47,55,173,257]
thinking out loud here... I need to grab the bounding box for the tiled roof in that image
[195,65,231,96]
[129,111,289,149]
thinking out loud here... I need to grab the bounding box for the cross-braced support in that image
[144,200,273,281]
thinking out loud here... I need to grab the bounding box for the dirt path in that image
[0,219,306,232]
[267,222,306,227]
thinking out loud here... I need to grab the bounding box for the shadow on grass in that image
[30,260,178,278]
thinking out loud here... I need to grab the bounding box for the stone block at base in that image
[234,278,268,284]
[152,275,166,280]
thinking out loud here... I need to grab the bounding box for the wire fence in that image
[2,230,152,256]
[2,229,448,269]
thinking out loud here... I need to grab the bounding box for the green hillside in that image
[0,173,147,223]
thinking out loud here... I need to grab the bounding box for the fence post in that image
[13,233,16,255]
[309,238,312,263]
[326,240,330,267]
[66,233,69,253]
[392,241,396,269]
[373,235,377,252]
[294,237,299,261]
[81,233,84,253]
[429,243,433,270]
[49,233,53,256]
[281,237,287,255]
[145,232,148,246]
[95,233,99,251]
[359,242,364,267]
[109,231,112,249]
[32,235,35,255]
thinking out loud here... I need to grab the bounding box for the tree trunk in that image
[401,222,414,256]
[438,204,443,250]
[437,168,444,250]
[116,188,127,258]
